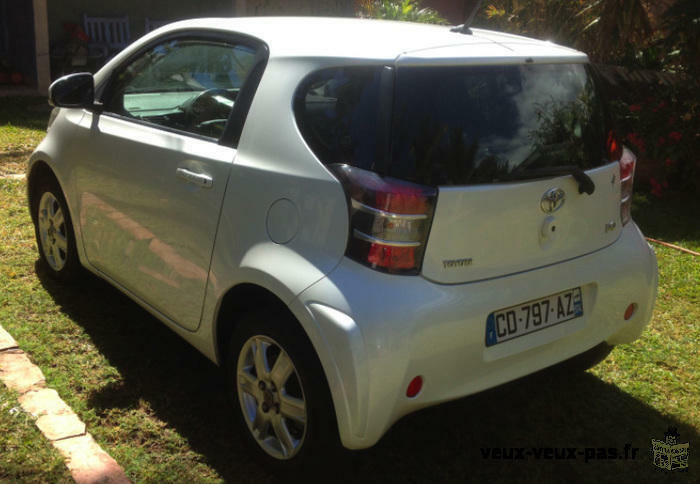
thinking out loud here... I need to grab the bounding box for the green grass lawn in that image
[1,100,698,482]
[0,386,72,482]
[0,97,49,176]
[0,97,48,154]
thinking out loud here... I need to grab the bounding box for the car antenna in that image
[450,0,484,35]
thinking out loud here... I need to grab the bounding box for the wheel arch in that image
[214,282,292,365]
[213,281,345,440]
[26,159,60,223]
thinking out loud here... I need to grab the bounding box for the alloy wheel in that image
[37,191,68,271]
[236,335,307,460]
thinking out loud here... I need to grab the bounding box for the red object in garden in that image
[10,72,23,85]
[649,177,663,198]
[626,132,646,154]
[63,22,90,42]
[629,104,642,112]
[668,131,683,143]
[652,101,667,113]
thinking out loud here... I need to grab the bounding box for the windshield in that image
[389,63,608,186]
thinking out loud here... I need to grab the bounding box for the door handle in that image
[176,168,213,188]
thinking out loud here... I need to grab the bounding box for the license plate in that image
[485,288,583,347]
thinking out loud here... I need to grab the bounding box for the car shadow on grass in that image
[37,266,697,483]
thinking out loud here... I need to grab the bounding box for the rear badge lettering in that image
[443,258,473,269]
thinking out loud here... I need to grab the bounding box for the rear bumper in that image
[291,222,657,450]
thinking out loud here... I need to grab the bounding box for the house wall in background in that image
[47,0,238,47]
[1,0,481,91]
[47,0,354,48]
[0,0,37,86]
[33,0,50,93]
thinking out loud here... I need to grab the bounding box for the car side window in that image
[293,66,384,171]
[103,38,257,140]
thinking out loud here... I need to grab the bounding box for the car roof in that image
[154,17,586,62]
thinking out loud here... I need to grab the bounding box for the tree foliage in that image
[660,0,700,77]
[356,0,447,24]
[474,0,658,64]
[473,1,699,196]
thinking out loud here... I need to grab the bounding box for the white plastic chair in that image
[83,14,130,60]
[145,18,171,33]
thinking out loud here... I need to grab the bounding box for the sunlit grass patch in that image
[0,386,72,482]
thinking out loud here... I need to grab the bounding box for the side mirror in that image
[49,73,95,108]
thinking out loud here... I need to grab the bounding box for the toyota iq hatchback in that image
[28,17,657,465]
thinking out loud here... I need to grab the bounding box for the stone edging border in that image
[0,324,130,483]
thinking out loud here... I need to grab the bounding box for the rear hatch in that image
[391,52,621,284]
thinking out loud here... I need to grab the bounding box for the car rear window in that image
[294,63,607,186]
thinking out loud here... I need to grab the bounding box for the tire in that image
[31,176,82,282]
[225,310,341,471]
[570,342,615,372]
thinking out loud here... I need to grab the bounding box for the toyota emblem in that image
[540,188,566,213]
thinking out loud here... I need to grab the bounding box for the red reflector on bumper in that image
[406,376,423,398]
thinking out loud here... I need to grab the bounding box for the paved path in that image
[0,324,130,483]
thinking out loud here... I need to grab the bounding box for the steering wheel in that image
[188,88,234,117]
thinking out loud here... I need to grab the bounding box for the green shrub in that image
[356,0,447,24]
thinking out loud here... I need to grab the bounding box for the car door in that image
[73,34,264,330]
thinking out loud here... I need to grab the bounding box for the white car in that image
[28,17,658,465]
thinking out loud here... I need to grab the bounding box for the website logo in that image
[651,427,689,471]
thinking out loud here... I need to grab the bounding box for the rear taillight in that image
[330,164,436,274]
[619,147,636,226]
[606,130,622,162]
[607,131,635,226]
